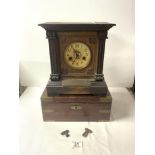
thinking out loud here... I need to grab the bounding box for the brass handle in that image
[70,105,82,110]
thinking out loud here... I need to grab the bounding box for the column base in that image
[95,73,104,81]
[50,74,60,81]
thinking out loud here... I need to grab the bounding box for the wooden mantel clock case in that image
[39,22,116,121]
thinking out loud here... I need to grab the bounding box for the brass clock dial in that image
[64,42,91,69]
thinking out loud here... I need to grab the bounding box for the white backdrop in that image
[19,0,134,87]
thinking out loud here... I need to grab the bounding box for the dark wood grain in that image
[41,88,112,122]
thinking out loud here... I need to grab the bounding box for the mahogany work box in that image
[41,88,112,121]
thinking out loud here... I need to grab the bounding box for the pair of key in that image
[61,128,93,138]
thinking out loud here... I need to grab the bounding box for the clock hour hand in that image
[72,52,80,65]
[72,52,77,64]
[72,57,76,64]
[71,47,81,64]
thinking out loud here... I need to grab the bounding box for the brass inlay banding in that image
[44,109,54,113]
[99,109,110,113]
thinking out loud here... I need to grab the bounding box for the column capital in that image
[98,31,108,39]
[46,31,57,39]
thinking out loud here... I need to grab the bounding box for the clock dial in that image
[64,42,91,69]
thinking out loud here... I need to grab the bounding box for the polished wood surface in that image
[41,88,112,122]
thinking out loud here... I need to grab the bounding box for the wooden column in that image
[46,31,60,81]
[95,31,108,81]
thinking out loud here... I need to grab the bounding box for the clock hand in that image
[72,51,80,64]
[71,47,76,53]
[72,57,77,64]
[72,51,77,64]
[72,47,78,54]
[71,48,82,65]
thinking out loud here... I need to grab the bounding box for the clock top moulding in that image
[39,22,116,31]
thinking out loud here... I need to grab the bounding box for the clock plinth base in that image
[41,88,112,122]
[46,79,108,96]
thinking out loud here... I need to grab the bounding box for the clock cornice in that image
[38,22,116,31]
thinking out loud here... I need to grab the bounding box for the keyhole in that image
[82,56,86,60]
[69,57,72,61]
